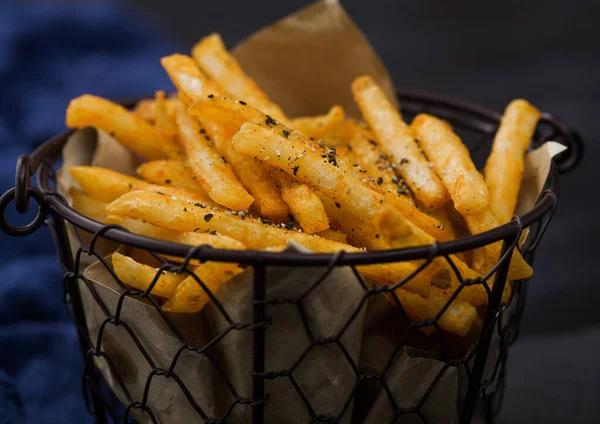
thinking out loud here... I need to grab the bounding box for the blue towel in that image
[0,1,180,422]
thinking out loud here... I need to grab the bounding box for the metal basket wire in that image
[0,89,583,424]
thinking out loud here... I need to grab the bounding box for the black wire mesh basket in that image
[0,89,583,424]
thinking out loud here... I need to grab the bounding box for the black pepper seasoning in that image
[239,100,247,105]
[265,115,277,126]
[282,129,291,138]
[292,165,300,176]
[204,213,214,222]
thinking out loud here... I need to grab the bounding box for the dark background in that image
[0,0,598,422]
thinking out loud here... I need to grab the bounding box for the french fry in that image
[205,121,290,222]
[162,262,244,313]
[66,95,167,161]
[232,122,383,223]
[272,170,329,234]
[106,191,431,296]
[133,97,179,122]
[374,204,490,307]
[318,191,389,250]
[485,99,541,223]
[191,33,288,122]
[232,122,448,240]
[174,103,255,210]
[189,98,330,233]
[411,114,533,280]
[112,252,185,297]
[290,105,345,139]
[137,160,208,195]
[352,76,449,209]
[411,114,489,215]
[316,229,347,244]
[133,99,157,122]
[340,120,412,200]
[69,188,107,222]
[161,54,224,101]
[396,288,477,337]
[154,91,186,161]
[69,166,213,204]
[335,147,449,243]
[105,214,246,250]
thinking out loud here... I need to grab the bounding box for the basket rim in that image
[35,88,560,266]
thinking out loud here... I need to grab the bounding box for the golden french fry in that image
[162,262,244,313]
[316,228,347,244]
[205,121,289,222]
[411,115,533,280]
[133,97,178,122]
[396,288,477,337]
[69,188,107,222]
[69,166,212,204]
[290,105,345,139]
[137,160,208,195]
[485,99,541,223]
[191,33,287,122]
[189,98,330,233]
[374,204,490,306]
[105,214,246,250]
[411,114,489,215]
[339,120,412,199]
[317,191,388,250]
[66,95,167,161]
[112,252,185,297]
[232,122,383,223]
[161,54,223,101]
[272,170,329,234]
[106,191,431,296]
[335,147,449,243]
[352,76,449,209]
[133,99,157,122]
[154,91,186,161]
[174,103,254,210]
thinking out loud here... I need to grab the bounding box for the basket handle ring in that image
[0,154,49,236]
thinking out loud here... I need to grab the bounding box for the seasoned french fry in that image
[412,114,489,215]
[189,98,330,233]
[318,191,388,250]
[335,148,449,243]
[133,99,157,122]
[272,170,329,234]
[231,122,447,240]
[316,229,347,244]
[106,191,431,296]
[374,204,489,306]
[133,97,178,122]
[396,288,477,337]
[340,120,412,199]
[105,214,246,250]
[69,166,212,204]
[232,122,383,223]
[411,115,533,280]
[352,76,449,208]
[154,91,186,161]
[205,121,289,222]
[174,103,254,210]
[162,262,244,313]
[137,160,208,195]
[69,188,107,222]
[290,105,345,139]
[161,54,224,101]
[112,252,185,297]
[485,99,541,223]
[191,33,287,122]
[66,95,167,161]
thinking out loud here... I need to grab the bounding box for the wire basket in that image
[0,89,583,424]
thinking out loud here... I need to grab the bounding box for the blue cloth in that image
[0,1,180,422]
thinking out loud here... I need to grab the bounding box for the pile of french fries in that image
[65,33,541,338]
